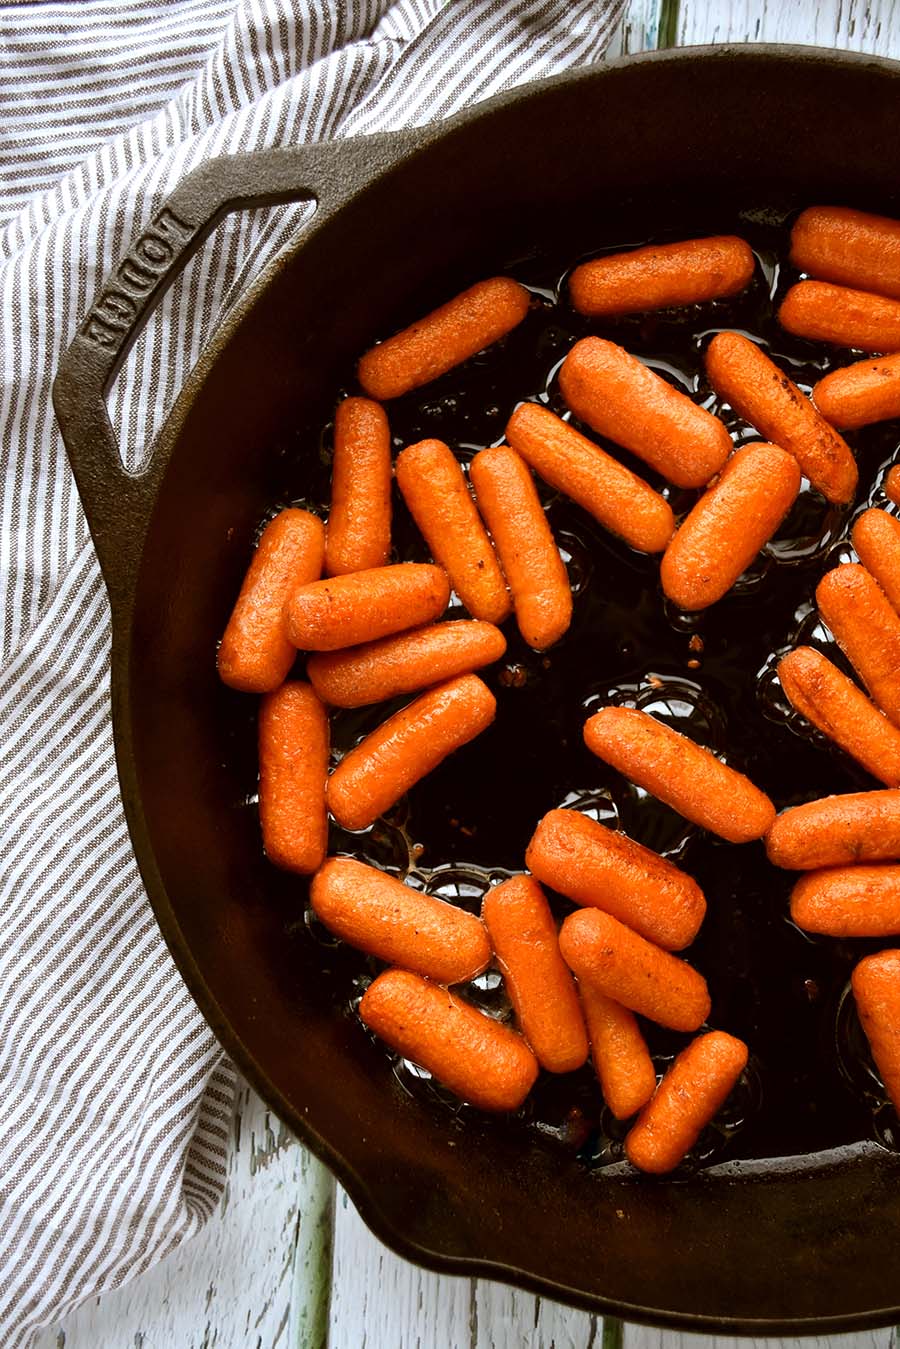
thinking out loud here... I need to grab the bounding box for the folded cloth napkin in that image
[0,1,623,1341]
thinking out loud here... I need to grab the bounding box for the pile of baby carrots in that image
[218,203,900,1176]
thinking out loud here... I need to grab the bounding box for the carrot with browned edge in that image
[791,206,900,300]
[886,466,900,507]
[852,510,900,615]
[661,442,800,610]
[327,674,495,831]
[569,235,754,318]
[767,791,900,870]
[525,808,705,951]
[817,563,900,727]
[258,682,328,874]
[359,968,538,1112]
[395,439,511,624]
[357,277,530,401]
[218,508,324,692]
[791,865,900,936]
[579,983,657,1120]
[583,706,775,843]
[285,563,449,651]
[311,857,490,984]
[325,397,391,576]
[779,281,900,353]
[852,949,900,1115]
[481,876,588,1073]
[813,353,900,429]
[505,402,674,553]
[559,337,732,488]
[559,908,710,1032]
[625,1032,748,1174]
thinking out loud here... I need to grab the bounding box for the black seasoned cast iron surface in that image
[53,47,900,1332]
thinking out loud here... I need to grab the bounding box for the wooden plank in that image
[626,1333,895,1349]
[677,0,900,49]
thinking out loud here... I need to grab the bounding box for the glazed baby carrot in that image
[813,352,900,429]
[705,331,857,504]
[579,982,657,1120]
[816,563,900,727]
[778,647,900,786]
[791,865,900,936]
[790,206,900,300]
[559,337,732,488]
[359,968,538,1112]
[218,508,324,692]
[569,235,755,318]
[285,562,449,651]
[559,909,711,1033]
[469,444,572,649]
[625,1032,748,1175]
[852,949,900,1114]
[505,402,674,553]
[258,682,328,874]
[583,706,775,843]
[779,281,900,353]
[886,465,900,507]
[660,442,801,610]
[325,397,391,576]
[327,674,495,830]
[481,876,588,1074]
[357,277,530,401]
[767,791,900,870]
[852,510,900,615]
[395,439,511,624]
[306,620,506,708]
[311,857,490,984]
[525,808,705,951]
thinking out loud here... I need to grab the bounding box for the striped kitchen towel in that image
[0,1,623,1342]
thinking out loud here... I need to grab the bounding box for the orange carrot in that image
[791,865,900,936]
[559,337,732,488]
[851,949,900,1114]
[307,620,506,708]
[325,397,391,576]
[569,235,754,318]
[791,206,900,300]
[559,908,710,1033]
[218,508,324,692]
[625,1032,748,1174]
[469,444,572,649]
[779,281,900,353]
[327,674,495,830]
[583,706,775,843]
[852,510,900,615]
[258,682,328,874]
[660,442,800,610]
[359,968,538,1112]
[285,562,449,651]
[505,402,674,553]
[525,808,705,951]
[357,277,530,400]
[767,791,900,870]
[705,331,857,504]
[311,857,490,984]
[578,983,657,1120]
[481,875,588,1073]
[885,466,900,507]
[816,563,900,727]
[395,439,510,624]
[813,352,900,429]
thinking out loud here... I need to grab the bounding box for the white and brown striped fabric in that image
[0,2,622,1342]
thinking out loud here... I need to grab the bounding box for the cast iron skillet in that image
[52,46,900,1333]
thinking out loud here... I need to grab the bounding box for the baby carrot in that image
[660,442,801,610]
[852,510,900,615]
[505,402,674,553]
[311,857,490,984]
[813,352,900,429]
[583,706,775,843]
[852,949,900,1114]
[779,281,900,353]
[578,983,657,1120]
[469,445,572,650]
[357,277,530,401]
[481,876,588,1073]
[559,337,732,488]
[285,563,449,651]
[625,1032,748,1175]
[559,908,711,1033]
[359,968,538,1112]
[705,331,857,504]
[791,206,900,300]
[395,439,511,624]
[307,620,506,708]
[778,647,900,786]
[525,808,706,951]
[816,563,900,727]
[218,508,324,692]
[791,864,900,937]
[886,466,900,507]
[325,397,391,576]
[258,682,328,874]
[327,674,495,831]
[767,791,900,870]
[569,235,754,318]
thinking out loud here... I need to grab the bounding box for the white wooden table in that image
[35,1,900,1345]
